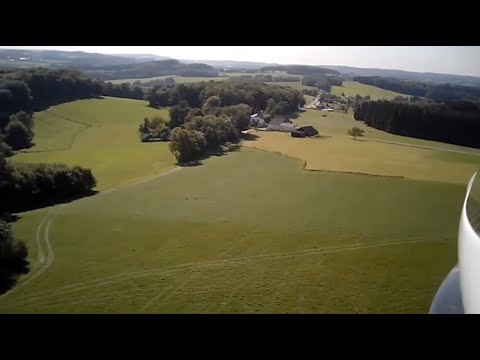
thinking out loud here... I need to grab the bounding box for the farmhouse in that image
[250,113,266,128]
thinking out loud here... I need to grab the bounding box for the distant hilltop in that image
[1,48,479,87]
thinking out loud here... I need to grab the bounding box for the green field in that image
[0,149,461,313]
[243,109,480,184]
[331,81,407,100]
[13,97,175,190]
[0,96,473,313]
[219,71,296,78]
[109,75,224,85]
[294,109,480,155]
[108,71,301,85]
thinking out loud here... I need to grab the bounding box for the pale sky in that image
[2,46,480,77]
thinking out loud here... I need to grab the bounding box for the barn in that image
[267,123,304,136]
[297,125,319,137]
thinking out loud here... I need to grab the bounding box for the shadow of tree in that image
[4,190,99,214]
[177,142,242,167]
[240,133,260,142]
[0,259,30,295]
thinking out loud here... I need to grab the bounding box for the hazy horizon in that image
[1,46,480,77]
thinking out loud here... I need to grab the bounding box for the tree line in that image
[0,158,97,213]
[139,101,251,162]
[302,75,343,92]
[145,81,305,115]
[227,74,301,83]
[353,76,480,102]
[0,153,96,293]
[102,82,144,100]
[0,218,28,293]
[354,99,480,147]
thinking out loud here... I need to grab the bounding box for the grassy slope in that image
[0,149,461,313]
[108,71,301,85]
[244,131,478,184]
[246,109,480,185]
[13,97,175,190]
[331,81,407,100]
[109,76,224,85]
[294,110,480,155]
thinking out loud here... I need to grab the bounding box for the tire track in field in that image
[18,237,430,305]
[1,206,59,298]
[141,227,261,313]
[16,237,439,308]
[2,167,184,301]
[17,206,62,288]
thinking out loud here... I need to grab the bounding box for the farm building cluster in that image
[250,112,319,138]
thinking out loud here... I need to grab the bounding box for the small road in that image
[304,96,320,109]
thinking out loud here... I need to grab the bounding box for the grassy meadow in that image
[331,81,407,100]
[108,71,298,85]
[1,83,476,313]
[109,75,224,85]
[294,109,480,155]
[243,131,478,184]
[13,97,175,190]
[0,149,462,313]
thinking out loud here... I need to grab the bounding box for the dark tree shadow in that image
[4,190,99,214]
[179,160,203,167]
[0,213,21,223]
[176,142,242,167]
[0,259,30,295]
[32,96,105,112]
[240,132,259,141]
[313,135,333,140]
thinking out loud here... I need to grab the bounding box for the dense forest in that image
[354,99,480,147]
[353,76,480,102]
[141,81,305,162]
[144,81,305,114]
